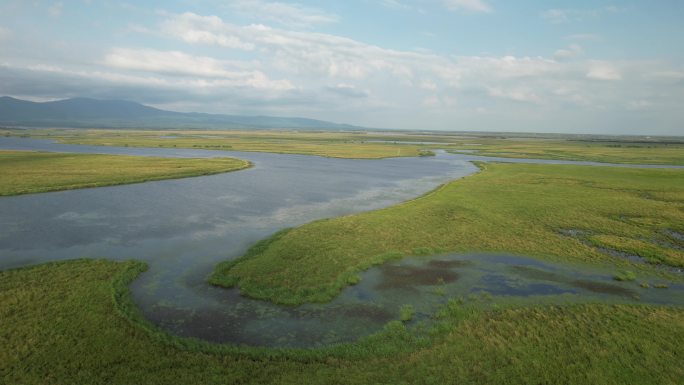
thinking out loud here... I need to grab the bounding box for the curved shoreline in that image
[213,161,684,305]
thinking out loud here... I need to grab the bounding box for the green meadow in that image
[1,258,683,385]
[211,163,684,305]
[0,150,250,196]
[5,128,684,164]
[3,129,429,159]
[449,138,684,165]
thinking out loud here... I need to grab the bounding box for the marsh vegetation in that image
[0,150,250,196]
[4,128,684,164]
[1,133,683,384]
[211,162,684,305]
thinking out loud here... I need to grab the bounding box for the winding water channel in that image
[1,137,682,347]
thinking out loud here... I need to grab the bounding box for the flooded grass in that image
[2,259,684,384]
[508,265,567,282]
[570,280,638,298]
[427,259,472,269]
[376,265,459,290]
[338,304,394,323]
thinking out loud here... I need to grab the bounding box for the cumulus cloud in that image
[442,0,492,13]
[146,12,684,116]
[102,48,264,79]
[227,0,338,28]
[158,12,439,80]
[3,8,683,133]
[160,14,255,50]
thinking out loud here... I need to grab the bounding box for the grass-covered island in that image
[5,128,684,164]
[0,150,250,196]
[211,163,684,305]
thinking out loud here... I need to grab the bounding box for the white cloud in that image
[103,48,259,78]
[554,44,583,60]
[227,1,338,28]
[4,9,683,134]
[101,48,293,90]
[586,63,622,80]
[442,0,492,13]
[160,14,255,50]
[154,12,654,112]
[159,13,440,80]
[9,53,294,94]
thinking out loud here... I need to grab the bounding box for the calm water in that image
[0,137,682,347]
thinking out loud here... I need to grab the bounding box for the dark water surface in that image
[0,137,682,347]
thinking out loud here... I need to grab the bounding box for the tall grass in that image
[0,150,250,196]
[1,259,683,384]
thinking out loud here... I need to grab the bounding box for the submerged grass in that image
[212,163,684,305]
[0,150,250,196]
[613,270,637,282]
[1,259,683,384]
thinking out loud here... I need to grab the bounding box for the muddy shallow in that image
[0,137,682,347]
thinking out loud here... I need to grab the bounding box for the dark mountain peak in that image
[0,96,364,130]
[41,97,169,119]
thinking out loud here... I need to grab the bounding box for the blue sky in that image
[1,0,683,134]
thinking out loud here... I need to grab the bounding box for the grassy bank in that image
[449,138,684,165]
[1,259,683,384]
[211,163,684,305]
[3,129,429,159]
[0,150,250,196]
[4,128,683,163]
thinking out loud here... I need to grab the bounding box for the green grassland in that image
[4,128,683,163]
[0,150,250,196]
[3,129,430,159]
[1,259,683,385]
[211,163,684,305]
[448,138,684,165]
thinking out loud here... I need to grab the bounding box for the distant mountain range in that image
[0,96,363,130]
